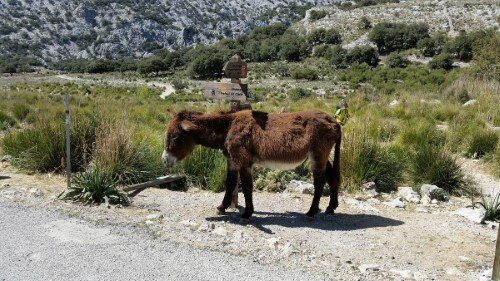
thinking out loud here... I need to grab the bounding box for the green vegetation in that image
[309,10,327,22]
[474,192,500,222]
[369,22,429,54]
[60,168,128,205]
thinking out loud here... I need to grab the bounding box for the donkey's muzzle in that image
[162,150,177,168]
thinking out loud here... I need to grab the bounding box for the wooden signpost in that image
[202,54,251,208]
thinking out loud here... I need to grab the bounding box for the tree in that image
[327,45,348,68]
[138,57,167,76]
[417,38,437,57]
[385,53,410,68]
[369,22,429,54]
[279,33,309,61]
[347,45,379,67]
[0,63,16,75]
[429,54,454,70]
[324,28,342,45]
[188,48,225,79]
[358,17,372,30]
[307,28,327,46]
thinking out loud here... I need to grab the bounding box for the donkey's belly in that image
[255,158,307,170]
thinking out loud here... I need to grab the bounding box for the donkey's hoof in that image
[325,207,335,216]
[306,208,321,219]
[239,218,250,225]
[216,209,226,215]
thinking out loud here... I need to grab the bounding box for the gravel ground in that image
[0,202,324,281]
[0,161,498,280]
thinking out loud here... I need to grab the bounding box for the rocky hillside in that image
[0,0,335,62]
[297,0,499,48]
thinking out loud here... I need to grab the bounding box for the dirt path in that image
[0,162,497,280]
[461,157,500,198]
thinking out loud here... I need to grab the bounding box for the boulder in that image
[285,180,314,194]
[384,197,406,208]
[389,100,400,107]
[397,187,420,203]
[420,184,439,197]
[453,207,486,223]
[463,99,477,107]
[1,155,11,162]
[361,181,378,197]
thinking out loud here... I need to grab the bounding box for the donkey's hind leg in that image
[306,166,326,218]
[217,159,238,214]
[325,161,339,215]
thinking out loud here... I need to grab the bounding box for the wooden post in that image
[64,93,71,188]
[493,226,500,280]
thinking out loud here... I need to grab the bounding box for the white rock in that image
[413,271,427,280]
[180,220,198,227]
[463,99,477,107]
[197,221,215,232]
[346,198,380,213]
[29,188,42,197]
[453,208,486,223]
[446,267,462,276]
[397,187,420,203]
[479,268,492,281]
[431,199,438,204]
[420,184,439,197]
[146,213,164,220]
[281,243,295,257]
[1,155,11,162]
[361,181,376,191]
[359,264,381,273]
[212,227,228,236]
[389,100,400,107]
[232,230,253,243]
[267,237,282,250]
[421,195,431,206]
[383,197,406,208]
[145,220,154,225]
[390,269,413,279]
[486,221,499,230]
[415,206,429,213]
[285,180,314,195]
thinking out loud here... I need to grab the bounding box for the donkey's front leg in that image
[239,166,254,222]
[217,159,239,214]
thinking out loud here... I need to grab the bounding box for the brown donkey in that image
[162,109,342,221]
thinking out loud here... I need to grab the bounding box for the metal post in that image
[493,226,500,280]
[64,93,71,188]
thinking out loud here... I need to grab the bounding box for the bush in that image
[327,45,348,68]
[346,45,379,67]
[290,67,318,80]
[466,130,499,158]
[474,192,500,222]
[369,22,429,54]
[358,17,372,30]
[12,103,30,121]
[353,142,405,193]
[60,168,127,205]
[92,120,163,185]
[397,122,445,150]
[309,10,327,21]
[288,87,313,101]
[0,110,16,130]
[175,146,227,192]
[138,57,167,76]
[411,145,466,195]
[385,53,410,68]
[1,112,98,172]
[429,54,454,70]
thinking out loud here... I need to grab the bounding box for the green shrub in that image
[288,87,313,101]
[60,168,127,205]
[474,192,500,222]
[466,130,499,158]
[353,142,405,193]
[397,121,445,150]
[429,54,454,70]
[346,45,379,67]
[92,120,163,185]
[0,110,16,130]
[175,146,227,192]
[309,10,327,21]
[411,145,466,195]
[385,53,410,68]
[290,67,318,80]
[1,112,98,172]
[369,22,429,54]
[430,188,449,201]
[12,103,30,121]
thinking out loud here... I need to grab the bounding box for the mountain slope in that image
[0,0,335,62]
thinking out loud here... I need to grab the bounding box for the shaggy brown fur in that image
[163,109,342,220]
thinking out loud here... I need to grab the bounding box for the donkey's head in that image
[162,110,200,168]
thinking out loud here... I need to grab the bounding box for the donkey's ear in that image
[167,108,176,118]
[180,120,197,132]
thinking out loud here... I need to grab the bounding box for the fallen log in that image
[123,174,185,192]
